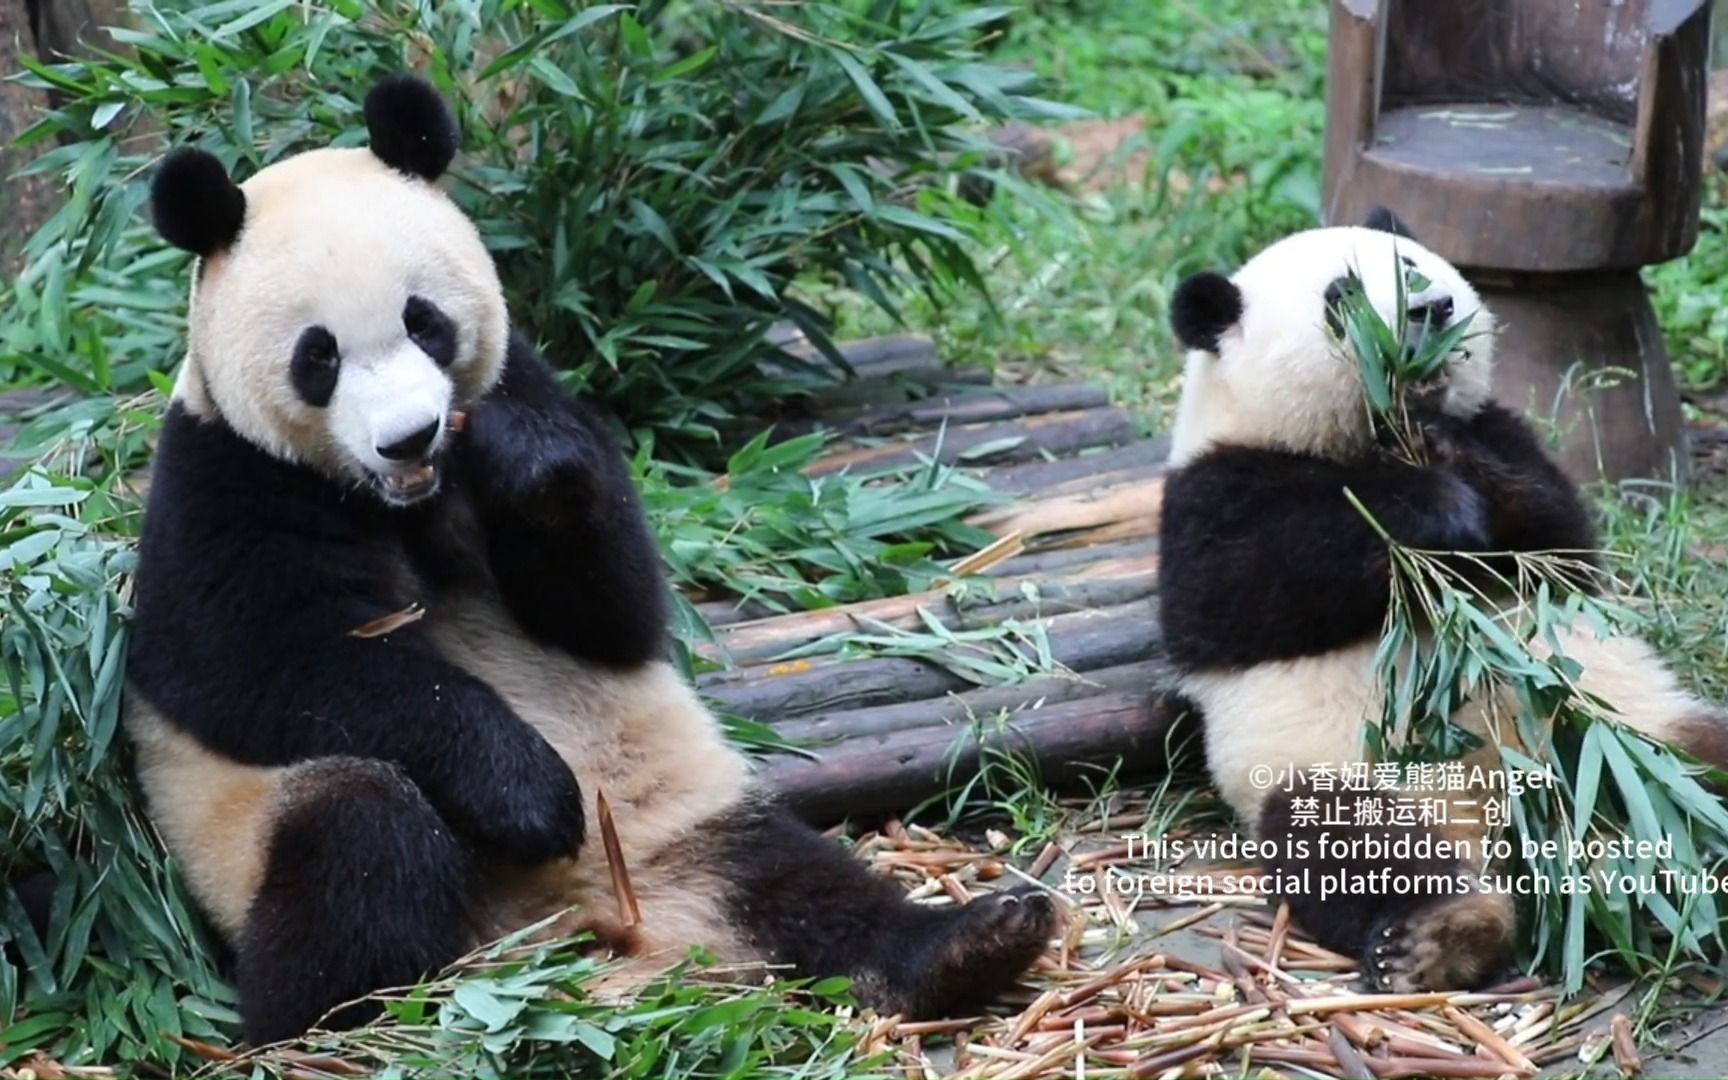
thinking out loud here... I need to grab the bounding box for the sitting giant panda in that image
[1158,210,1728,992]
[124,74,1056,1045]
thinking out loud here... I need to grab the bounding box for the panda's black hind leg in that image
[1257,780,1510,992]
[238,757,472,1046]
[714,801,1057,1018]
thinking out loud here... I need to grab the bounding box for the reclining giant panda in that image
[125,74,1057,1045]
[1158,210,1728,992]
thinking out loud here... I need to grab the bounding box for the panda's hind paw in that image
[1364,891,1512,993]
[891,887,1060,1018]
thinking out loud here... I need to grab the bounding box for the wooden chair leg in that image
[1473,269,1688,485]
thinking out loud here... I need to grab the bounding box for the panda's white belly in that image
[425,589,751,858]
[423,589,756,960]
[1181,642,1381,831]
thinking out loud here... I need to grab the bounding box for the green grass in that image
[1649,174,1728,394]
[820,0,1328,427]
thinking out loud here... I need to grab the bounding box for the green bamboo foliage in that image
[2,0,1077,454]
[1333,281,1728,993]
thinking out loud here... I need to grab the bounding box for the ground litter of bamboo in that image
[839,801,1648,1080]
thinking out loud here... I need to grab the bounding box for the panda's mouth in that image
[373,462,440,505]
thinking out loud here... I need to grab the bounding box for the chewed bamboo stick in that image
[1444,1005,1538,1075]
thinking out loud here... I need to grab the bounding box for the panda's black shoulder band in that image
[364,74,459,181]
[151,148,246,256]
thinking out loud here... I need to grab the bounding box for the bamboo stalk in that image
[1029,513,1162,552]
[1060,953,1167,1008]
[1328,1024,1377,1080]
[1443,1005,1538,1075]
[596,791,641,928]
[1287,992,1463,1015]
[949,531,1027,577]
[1610,1014,1641,1076]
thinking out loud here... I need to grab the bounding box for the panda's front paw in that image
[441,733,586,864]
[460,399,600,510]
[1431,471,1491,549]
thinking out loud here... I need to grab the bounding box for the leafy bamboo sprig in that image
[1351,496,1728,994]
[1326,258,1478,467]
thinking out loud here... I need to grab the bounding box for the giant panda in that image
[1156,209,1728,993]
[123,74,1057,1045]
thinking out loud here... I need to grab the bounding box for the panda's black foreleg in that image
[711,801,1057,1018]
[1421,401,1597,558]
[237,758,472,1046]
[1257,781,1512,993]
[456,334,667,668]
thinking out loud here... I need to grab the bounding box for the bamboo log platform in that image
[703,332,1186,822]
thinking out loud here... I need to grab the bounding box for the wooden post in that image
[1321,0,1711,483]
[0,0,54,277]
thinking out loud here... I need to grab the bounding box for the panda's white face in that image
[1168,225,1496,465]
[175,147,507,505]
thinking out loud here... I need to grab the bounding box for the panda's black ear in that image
[1170,272,1243,354]
[151,148,246,256]
[1363,206,1418,241]
[365,74,459,181]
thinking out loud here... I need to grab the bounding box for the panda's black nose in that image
[376,419,441,461]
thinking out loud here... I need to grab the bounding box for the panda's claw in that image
[873,886,1059,1019]
[1362,893,1513,994]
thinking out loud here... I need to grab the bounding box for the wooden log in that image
[774,658,1172,746]
[761,334,991,409]
[692,534,1163,631]
[699,599,1160,718]
[702,553,1159,667]
[693,595,778,629]
[766,688,1188,822]
[984,438,1170,495]
[782,382,1112,440]
[811,334,939,376]
[806,407,1136,477]
[1026,512,1161,553]
[986,535,1161,578]
[969,475,1163,539]
[31,1,133,59]
[694,443,1160,626]
[1011,460,1167,502]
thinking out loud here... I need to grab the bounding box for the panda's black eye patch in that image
[1407,296,1454,326]
[1322,274,1355,338]
[403,295,456,368]
[290,326,340,408]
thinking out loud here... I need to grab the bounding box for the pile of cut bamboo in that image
[701,334,1184,821]
[853,817,1627,1080]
